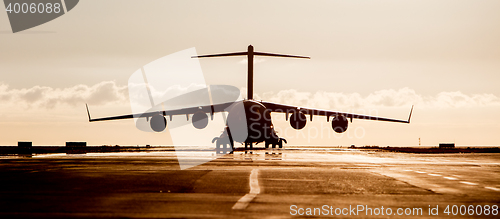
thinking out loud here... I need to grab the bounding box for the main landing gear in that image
[212,127,234,154]
[212,127,287,151]
[265,138,287,149]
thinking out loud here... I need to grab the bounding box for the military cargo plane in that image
[87,45,412,149]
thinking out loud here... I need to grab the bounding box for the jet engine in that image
[289,112,307,130]
[192,111,209,129]
[331,115,348,133]
[150,115,167,132]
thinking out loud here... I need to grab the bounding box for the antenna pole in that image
[248,45,254,100]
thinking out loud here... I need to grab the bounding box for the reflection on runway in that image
[0,148,498,218]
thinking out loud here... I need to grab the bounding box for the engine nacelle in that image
[331,115,348,133]
[289,112,307,130]
[150,115,167,132]
[192,111,209,129]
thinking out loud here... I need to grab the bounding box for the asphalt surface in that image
[0,149,499,218]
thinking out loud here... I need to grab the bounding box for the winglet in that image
[85,104,92,122]
[407,105,414,123]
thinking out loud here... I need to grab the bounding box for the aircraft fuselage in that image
[226,100,279,145]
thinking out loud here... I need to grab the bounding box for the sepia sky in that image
[1,0,499,146]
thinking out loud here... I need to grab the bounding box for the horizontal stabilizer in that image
[253,52,309,59]
[191,45,309,100]
[192,52,247,58]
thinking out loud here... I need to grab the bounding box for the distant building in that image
[18,141,32,148]
[66,142,87,147]
[17,141,33,155]
[66,142,87,154]
[439,143,455,148]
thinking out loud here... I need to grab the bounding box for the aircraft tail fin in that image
[192,45,309,100]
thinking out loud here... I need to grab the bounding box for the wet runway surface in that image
[0,149,499,218]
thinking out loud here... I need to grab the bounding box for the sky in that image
[0,0,499,146]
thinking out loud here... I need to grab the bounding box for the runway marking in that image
[460,181,478,186]
[415,171,426,173]
[444,176,458,180]
[265,179,323,182]
[232,169,260,210]
[485,186,500,191]
[428,173,441,176]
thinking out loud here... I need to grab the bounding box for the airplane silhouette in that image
[86,45,413,150]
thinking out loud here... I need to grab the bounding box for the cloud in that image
[260,87,500,109]
[0,81,128,109]
[431,91,500,108]
[2,82,498,111]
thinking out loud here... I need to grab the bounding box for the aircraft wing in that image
[260,101,413,123]
[86,102,235,122]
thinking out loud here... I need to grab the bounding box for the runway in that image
[0,148,499,218]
